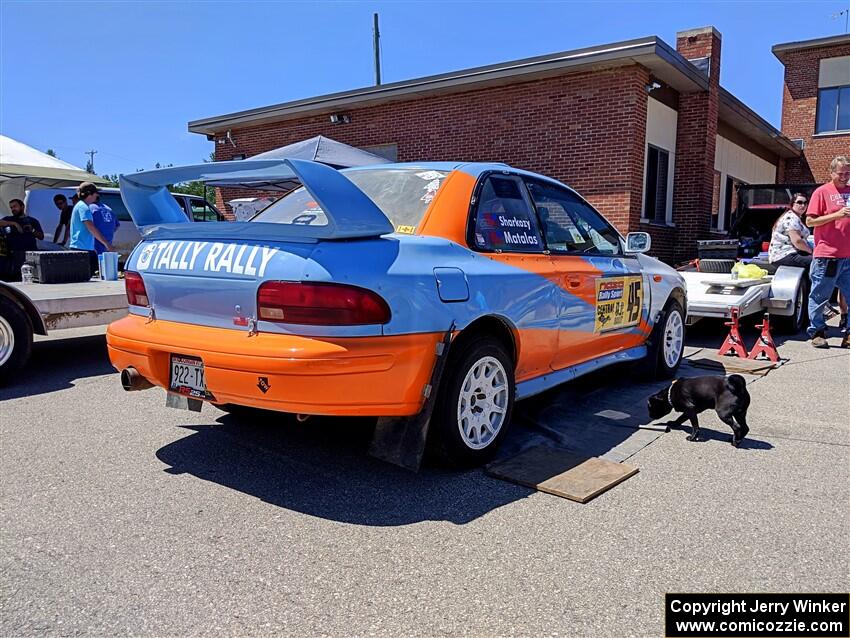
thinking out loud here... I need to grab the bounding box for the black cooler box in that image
[25,251,91,284]
[696,239,740,260]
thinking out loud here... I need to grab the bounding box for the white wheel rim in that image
[457,356,509,450]
[0,314,14,368]
[663,310,684,369]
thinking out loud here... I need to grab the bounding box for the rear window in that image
[740,186,817,210]
[252,168,449,233]
[99,193,133,222]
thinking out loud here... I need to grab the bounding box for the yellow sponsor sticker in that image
[396,225,416,234]
[594,275,643,333]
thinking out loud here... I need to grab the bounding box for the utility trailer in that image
[681,265,807,334]
[0,279,128,382]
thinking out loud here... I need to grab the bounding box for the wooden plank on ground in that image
[687,354,779,376]
[486,445,639,503]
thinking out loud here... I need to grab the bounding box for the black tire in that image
[637,298,685,380]
[0,294,33,385]
[772,280,808,335]
[698,258,736,274]
[430,335,515,468]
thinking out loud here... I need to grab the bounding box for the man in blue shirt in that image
[90,194,120,254]
[70,182,113,275]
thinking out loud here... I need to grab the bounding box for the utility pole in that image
[373,13,381,86]
[85,149,97,174]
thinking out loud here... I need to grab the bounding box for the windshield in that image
[252,168,450,232]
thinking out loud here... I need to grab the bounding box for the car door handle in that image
[566,276,581,288]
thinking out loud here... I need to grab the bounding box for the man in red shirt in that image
[806,156,850,348]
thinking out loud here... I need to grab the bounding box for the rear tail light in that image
[125,271,149,307]
[257,281,391,326]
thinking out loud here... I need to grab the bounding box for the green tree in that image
[46,148,57,158]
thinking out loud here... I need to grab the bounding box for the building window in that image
[723,175,745,231]
[815,85,850,134]
[644,145,669,223]
[816,55,850,134]
[711,171,722,230]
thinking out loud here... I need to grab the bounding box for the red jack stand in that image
[718,307,748,358]
[748,312,780,362]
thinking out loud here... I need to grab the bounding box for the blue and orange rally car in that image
[107,159,686,466]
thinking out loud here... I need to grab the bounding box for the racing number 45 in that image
[627,278,642,325]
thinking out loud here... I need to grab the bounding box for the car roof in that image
[51,186,204,199]
[341,161,568,185]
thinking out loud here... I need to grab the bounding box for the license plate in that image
[169,354,214,401]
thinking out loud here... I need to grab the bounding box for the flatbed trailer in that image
[0,279,128,381]
[681,265,807,333]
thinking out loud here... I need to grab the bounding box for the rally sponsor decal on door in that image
[594,276,643,333]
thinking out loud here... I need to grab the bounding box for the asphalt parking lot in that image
[1,321,848,636]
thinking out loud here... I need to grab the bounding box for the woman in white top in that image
[768,193,812,271]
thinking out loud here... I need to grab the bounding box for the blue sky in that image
[1,0,847,176]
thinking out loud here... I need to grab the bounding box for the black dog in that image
[647,375,750,447]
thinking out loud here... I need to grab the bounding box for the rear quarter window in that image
[252,168,449,233]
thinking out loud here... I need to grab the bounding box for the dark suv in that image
[729,183,819,258]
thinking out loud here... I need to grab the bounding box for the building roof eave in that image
[188,34,799,161]
[718,88,801,159]
[188,36,711,136]
[772,33,850,61]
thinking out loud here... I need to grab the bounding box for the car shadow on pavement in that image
[0,334,115,401]
[155,412,534,526]
[154,363,771,526]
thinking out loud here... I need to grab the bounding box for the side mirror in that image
[625,232,651,254]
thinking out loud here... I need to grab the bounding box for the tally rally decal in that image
[135,241,279,277]
[594,275,643,333]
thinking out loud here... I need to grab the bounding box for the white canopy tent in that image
[0,135,107,215]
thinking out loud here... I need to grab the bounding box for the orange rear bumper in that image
[106,315,440,416]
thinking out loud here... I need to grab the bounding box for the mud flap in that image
[368,324,455,472]
[166,392,203,412]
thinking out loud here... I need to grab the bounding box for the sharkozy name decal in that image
[135,241,279,277]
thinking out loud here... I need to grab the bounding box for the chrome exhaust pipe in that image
[121,367,154,391]
[296,414,310,422]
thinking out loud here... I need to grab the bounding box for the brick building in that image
[189,26,800,264]
[773,34,850,183]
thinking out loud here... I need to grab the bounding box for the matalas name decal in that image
[135,241,278,277]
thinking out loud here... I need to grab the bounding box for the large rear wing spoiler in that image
[118,158,393,239]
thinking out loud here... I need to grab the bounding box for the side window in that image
[101,193,132,222]
[525,180,621,255]
[190,199,221,222]
[171,196,189,216]
[471,175,544,253]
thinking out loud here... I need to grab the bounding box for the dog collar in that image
[667,380,678,407]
